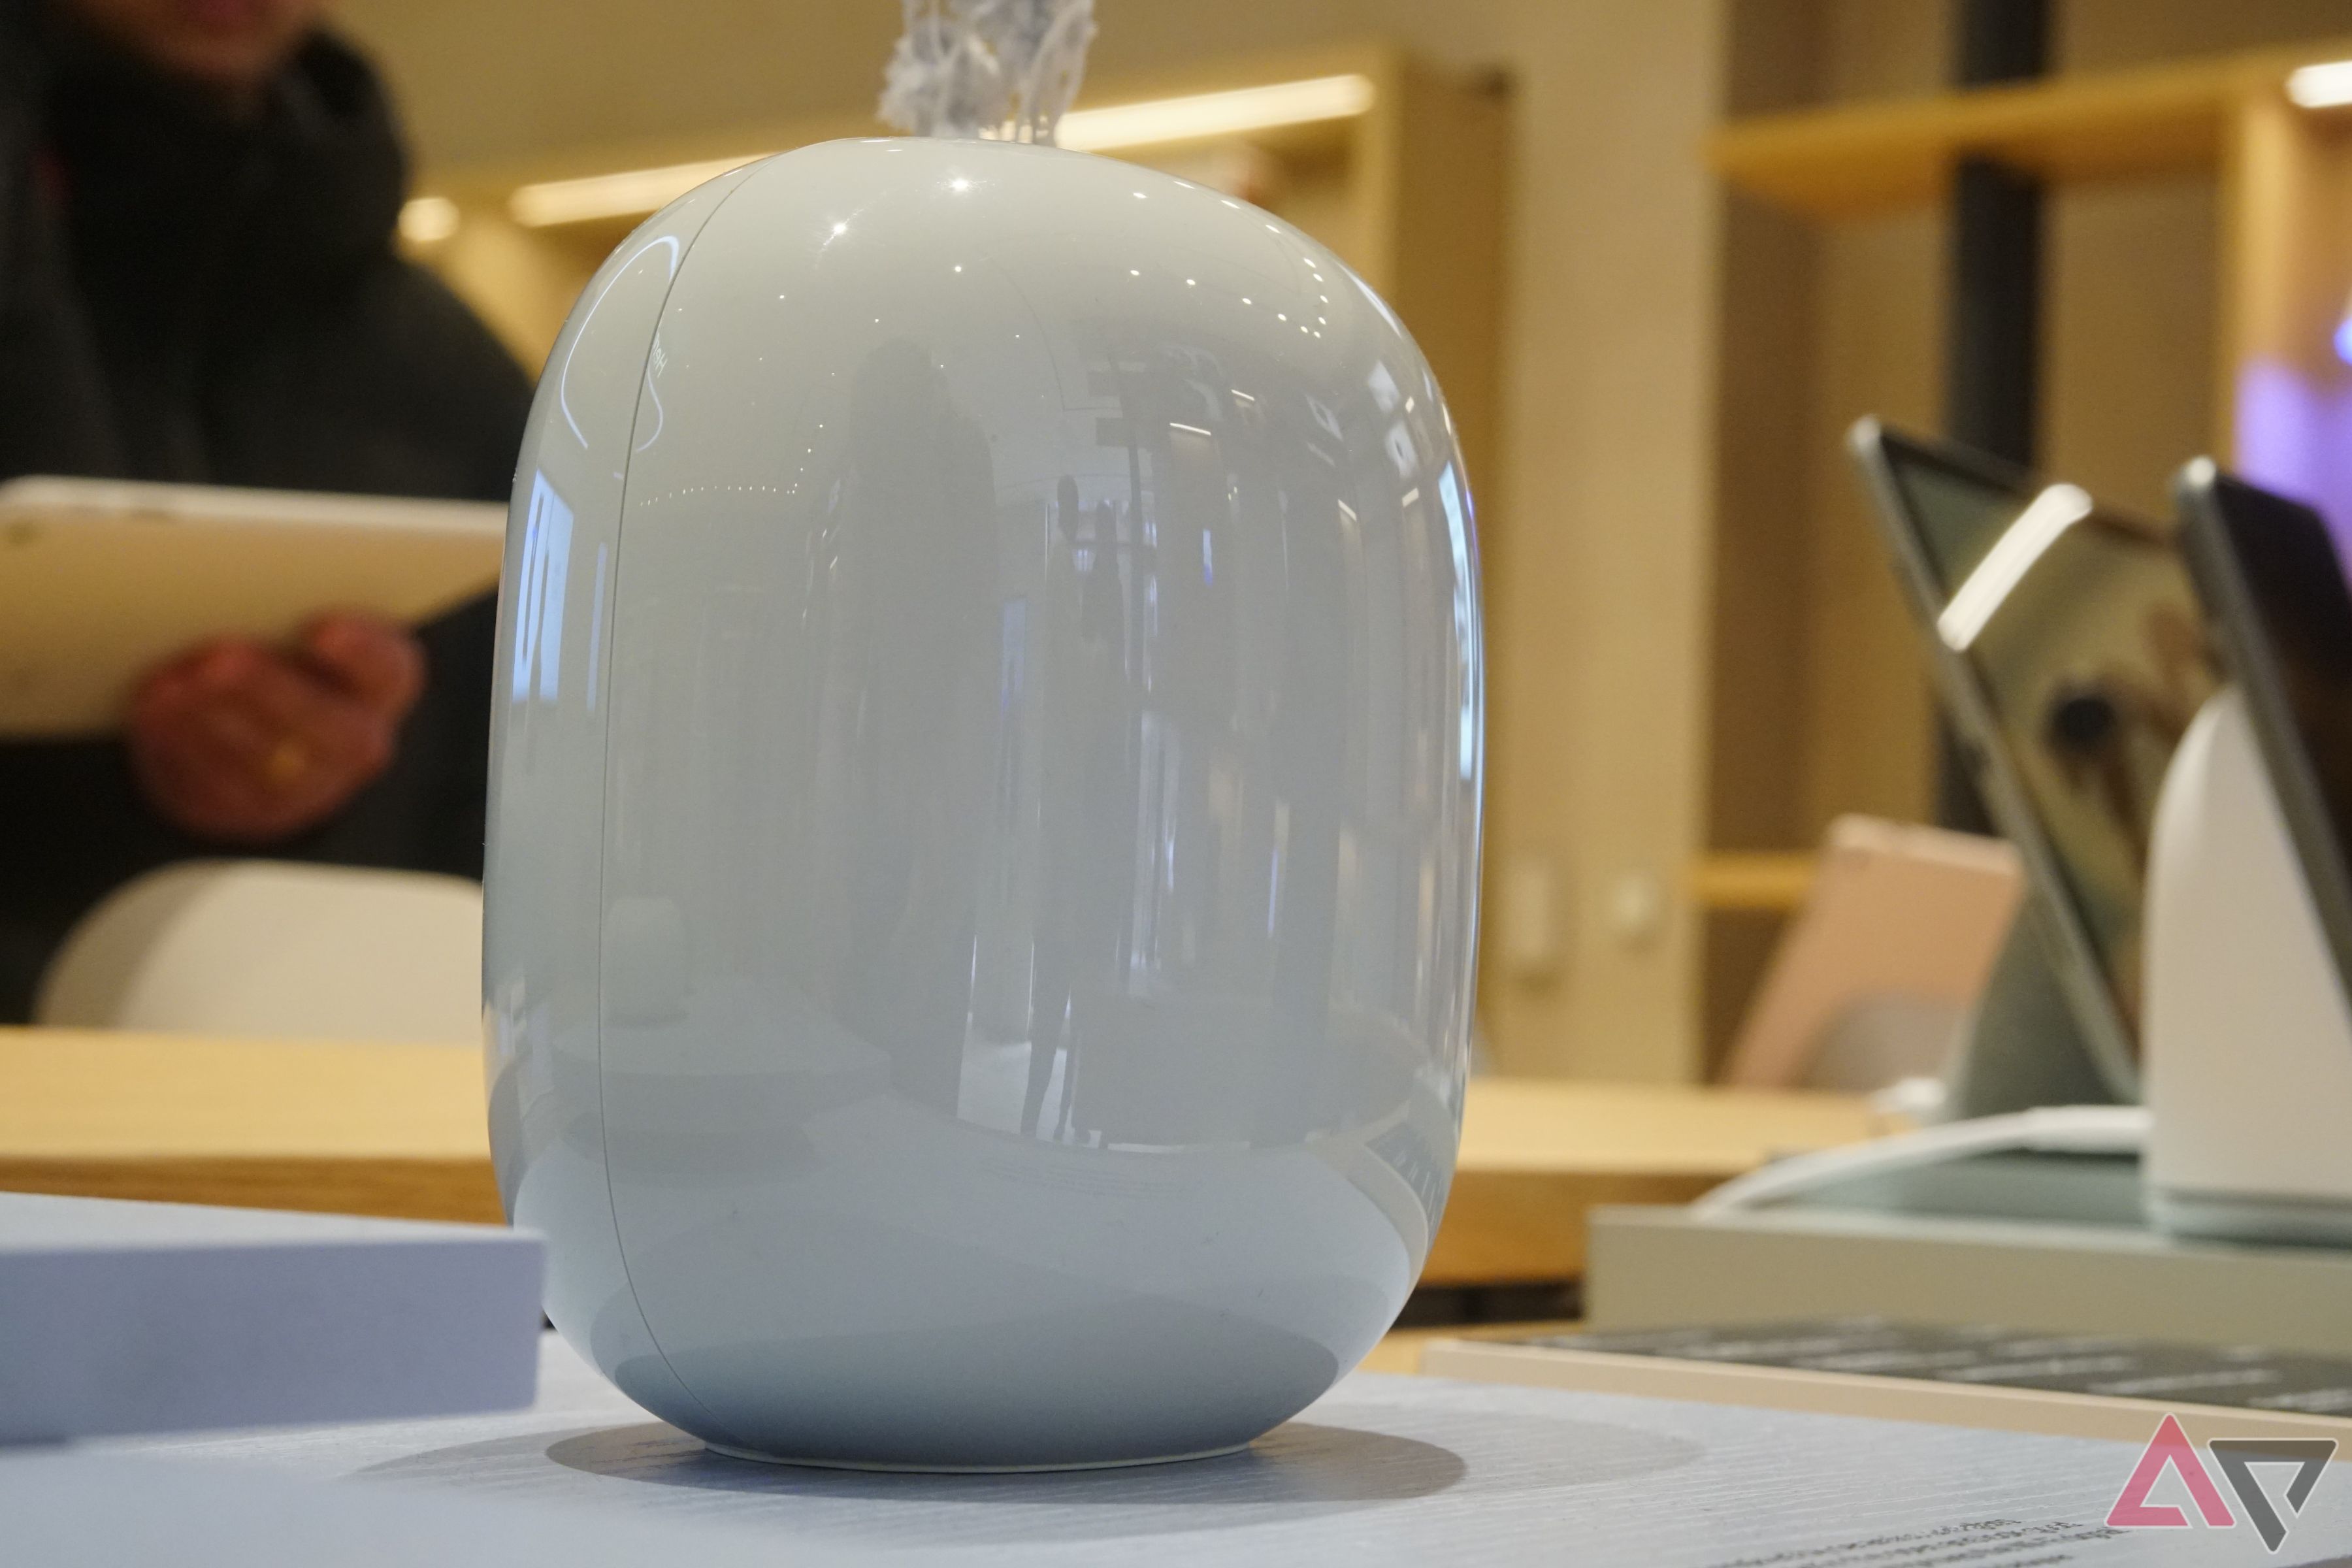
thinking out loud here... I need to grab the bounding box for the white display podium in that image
[2144,686,2352,1243]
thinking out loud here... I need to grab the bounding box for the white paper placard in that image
[0,1193,542,1443]
[76,1331,2352,1565]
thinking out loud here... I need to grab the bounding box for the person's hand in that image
[127,612,425,844]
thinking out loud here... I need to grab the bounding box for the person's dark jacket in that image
[0,3,532,1019]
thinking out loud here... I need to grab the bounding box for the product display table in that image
[0,1027,1882,1284]
[0,1030,498,1223]
[38,1329,2333,1567]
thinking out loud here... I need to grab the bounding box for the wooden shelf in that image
[1710,38,2352,219]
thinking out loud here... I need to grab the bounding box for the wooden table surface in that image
[1430,1075,1886,1283]
[0,1027,1885,1284]
[1360,1320,1578,1375]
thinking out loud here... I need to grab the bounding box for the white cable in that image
[1691,1104,2150,1217]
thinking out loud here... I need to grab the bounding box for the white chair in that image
[35,860,483,1044]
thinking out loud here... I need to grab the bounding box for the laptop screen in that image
[1878,438,2217,1041]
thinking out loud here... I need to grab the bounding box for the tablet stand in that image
[1940,912,2122,1120]
[2144,684,2352,1243]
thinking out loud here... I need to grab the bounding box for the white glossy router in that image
[483,135,1484,1469]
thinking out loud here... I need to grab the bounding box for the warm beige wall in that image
[2044,1,2351,517]
[2059,0,2352,69]
[1797,1,1943,835]
[332,0,1733,1082]
[1481,3,1724,1081]
[2044,180,2216,517]
[1695,0,2352,1067]
[1763,0,2348,841]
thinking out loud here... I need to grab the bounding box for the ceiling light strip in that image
[500,73,1378,229]
[2289,59,2352,110]
[1056,73,1375,152]
[510,154,768,228]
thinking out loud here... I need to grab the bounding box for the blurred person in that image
[0,0,530,1016]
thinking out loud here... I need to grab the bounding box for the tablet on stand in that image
[1847,420,2221,1108]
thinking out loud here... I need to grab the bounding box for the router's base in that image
[702,1439,1252,1474]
